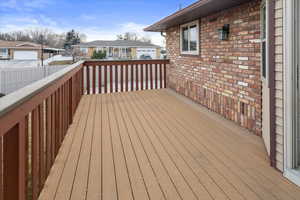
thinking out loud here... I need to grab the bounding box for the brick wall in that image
[166,0,262,135]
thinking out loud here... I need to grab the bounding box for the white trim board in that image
[283,0,300,186]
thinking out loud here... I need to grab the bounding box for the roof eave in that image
[144,0,253,32]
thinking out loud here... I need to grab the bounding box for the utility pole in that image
[41,35,44,67]
[40,34,46,77]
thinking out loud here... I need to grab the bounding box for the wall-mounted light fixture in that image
[218,24,230,40]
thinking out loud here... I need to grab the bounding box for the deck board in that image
[39,89,300,200]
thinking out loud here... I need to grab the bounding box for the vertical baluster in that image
[155,63,158,89]
[65,83,69,131]
[121,65,124,92]
[69,79,73,123]
[141,64,144,90]
[64,84,67,134]
[93,66,96,94]
[38,104,45,189]
[104,65,107,93]
[3,120,27,200]
[51,94,56,164]
[164,62,167,88]
[160,63,163,89]
[32,108,40,200]
[125,64,129,92]
[46,97,52,174]
[61,86,65,138]
[81,67,84,95]
[58,88,62,146]
[55,90,60,155]
[136,64,139,91]
[150,63,153,89]
[115,65,118,92]
[131,64,134,91]
[110,65,113,93]
[146,64,149,90]
[86,66,90,95]
[98,66,102,94]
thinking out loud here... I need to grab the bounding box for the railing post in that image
[3,120,27,200]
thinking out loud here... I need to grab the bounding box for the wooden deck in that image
[39,89,300,200]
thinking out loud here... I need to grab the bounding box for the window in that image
[80,48,88,54]
[0,48,8,57]
[261,1,267,79]
[180,20,199,55]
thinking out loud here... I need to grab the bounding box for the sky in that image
[0,0,196,46]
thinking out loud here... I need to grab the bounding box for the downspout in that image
[268,0,277,168]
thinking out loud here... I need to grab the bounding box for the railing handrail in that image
[0,61,83,118]
[0,61,84,136]
[84,59,169,66]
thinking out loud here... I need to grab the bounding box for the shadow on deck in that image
[39,89,300,200]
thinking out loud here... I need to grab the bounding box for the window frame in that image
[260,0,268,81]
[180,20,200,55]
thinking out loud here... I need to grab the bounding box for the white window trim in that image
[260,0,269,83]
[180,20,199,55]
[284,0,300,187]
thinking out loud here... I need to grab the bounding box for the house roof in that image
[0,40,63,51]
[0,40,41,49]
[75,40,161,48]
[144,0,253,32]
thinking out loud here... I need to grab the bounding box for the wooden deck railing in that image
[0,61,84,200]
[83,59,169,94]
[0,59,169,200]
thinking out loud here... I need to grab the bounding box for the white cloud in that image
[0,0,52,10]
[116,22,164,46]
[80,23,164,46]
[23,0,52,8]
[0,14,165,47]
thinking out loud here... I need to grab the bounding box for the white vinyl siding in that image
[275,0,284,171]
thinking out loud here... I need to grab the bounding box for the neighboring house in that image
[0,40,64,61]
[74,40,161,60]
[145,0,300,186]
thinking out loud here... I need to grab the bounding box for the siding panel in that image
[275,0,284,171]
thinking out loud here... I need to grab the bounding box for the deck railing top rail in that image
[84,59,169,65]
[0,61,84,123]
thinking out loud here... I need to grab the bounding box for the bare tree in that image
[0,28,82,49]
[116,32,152,43]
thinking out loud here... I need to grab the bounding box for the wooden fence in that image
[0,59,169,200]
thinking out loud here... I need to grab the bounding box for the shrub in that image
[91,50,106,59]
